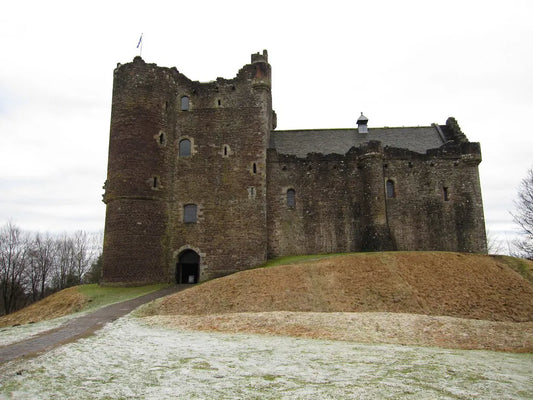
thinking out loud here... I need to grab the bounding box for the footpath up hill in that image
[157,252,533,322]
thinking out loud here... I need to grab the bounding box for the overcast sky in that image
[1,0,532,248]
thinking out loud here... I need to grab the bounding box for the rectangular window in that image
[184,204,197,223]
[386,180,395,198]
[181,96,189,111]
[287,189,296,208]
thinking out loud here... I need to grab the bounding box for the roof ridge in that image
[272,126,434,133]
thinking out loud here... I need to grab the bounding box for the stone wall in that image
[266,142,487,258]
[102,57,176,283]
[266,150,363,258]
[384,143,487,253]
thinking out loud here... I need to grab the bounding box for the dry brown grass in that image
[143,312,533,352]
[0,287,87,328]
[145,252,533,352]
[157,252,533,322]
[4,253,531,352]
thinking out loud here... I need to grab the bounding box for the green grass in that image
[492,255,533,283]
[77,283,171,311]
[259,253,358,268]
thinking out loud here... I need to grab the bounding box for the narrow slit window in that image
[252,163,257,174]
[179,139,191,157]
[443,187,449,201]
[224,146,228,156]
[180,96,189,111]
[386,180,395,198]
[287,189,296,208]
[153,176,158,188]
[159,132,165,145]
[184,204,197,223]
[217,99,221,106]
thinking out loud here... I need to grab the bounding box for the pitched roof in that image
[270,126,446,157]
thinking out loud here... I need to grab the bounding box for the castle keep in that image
[102,50,487,284]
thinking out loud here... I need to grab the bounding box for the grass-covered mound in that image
[155,252,533,322]
[0,284,168,327]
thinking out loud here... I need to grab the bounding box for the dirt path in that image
[0,286,184,364]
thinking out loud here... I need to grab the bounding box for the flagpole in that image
[137,33,143,57]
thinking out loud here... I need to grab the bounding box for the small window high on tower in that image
[181,96,189,111]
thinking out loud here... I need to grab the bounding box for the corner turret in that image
[251,49,268,63]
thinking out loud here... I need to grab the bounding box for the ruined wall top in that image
[251,50,268,63]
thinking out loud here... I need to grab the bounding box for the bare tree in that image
[51,231,96,290]
[84,231,104,284]
[52,234,75,290]
[0,222,29,314]
[71,230,92,284]
[0,222,101,315]
[486,230,505,255]
[512,167,533,259]
[26,233,55,301]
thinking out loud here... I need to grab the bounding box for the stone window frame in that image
[286,188,296,208]
[183,203,198,224]
[443,186,450,201]
[247,186,257,200]
[150,175,161,190]
[178,137,196,158]
[385,179,396,199]
[180,95,190,111]
[220,144,233,158]
[155,130,167,146]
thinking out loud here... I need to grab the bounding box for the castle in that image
[102,50,487,284]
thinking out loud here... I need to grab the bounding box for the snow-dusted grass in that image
[0,312,86,347]
[1,316,532,399]
[0,284,168,347]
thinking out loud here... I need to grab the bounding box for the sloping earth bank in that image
[0,287,87,328]
[143,252,533,352]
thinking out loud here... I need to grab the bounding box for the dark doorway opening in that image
[176,250,200,284]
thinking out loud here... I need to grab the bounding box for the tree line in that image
[0,222,102,316]
[512,167,533,260]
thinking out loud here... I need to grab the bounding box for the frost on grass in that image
[0,316,532,400]
[0,313,84,347]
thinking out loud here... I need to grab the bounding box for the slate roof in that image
[270,126,446,157]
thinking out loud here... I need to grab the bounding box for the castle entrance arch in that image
[176,250,200,284]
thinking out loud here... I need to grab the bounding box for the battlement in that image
[251,50,268,63]
[113,51,272,99]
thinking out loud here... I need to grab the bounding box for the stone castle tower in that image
[102,50,487,284]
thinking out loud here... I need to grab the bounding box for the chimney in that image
[357,112,368,133]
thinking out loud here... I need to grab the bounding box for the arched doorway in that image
[176,250,200,284]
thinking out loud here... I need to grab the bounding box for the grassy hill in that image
[2,252,532,352]
[3,252,532,327]
[0,284,168,328]
[154,252,533,322]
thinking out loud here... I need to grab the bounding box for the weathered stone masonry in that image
[102,50,487,284]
